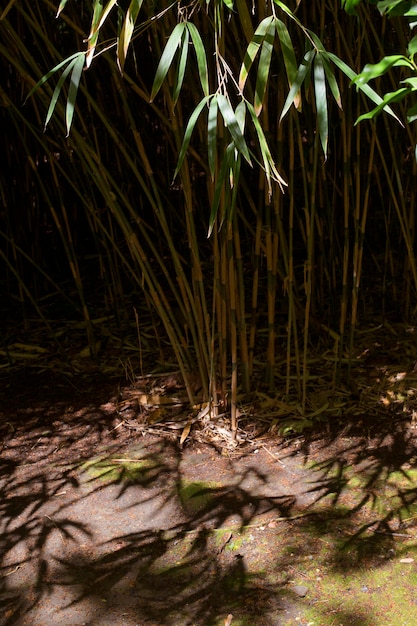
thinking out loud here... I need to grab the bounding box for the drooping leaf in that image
[217,94,251,164]
[44,56,78,130]
[355,87,409,124]
[408,33,417,56]
[55,0,69,18]
[247,102,287,194]
[314,54,328,157]
[406,100,417,123]
[173,28,189,105]
[186,23,209,97]
[341,0,362,15]
[117,0,144,72]
[208,96,218,180]
[221,0,234,9]
[254,20,275,116]
[85,0,118,47]
[86,0,104,68]
[280,49,315,122]
[150,22,186,102]
[239,16,274,91]
[321,51,342,109]
[377,0,407,15]
[235,0,254,43]
[208,143,235,237]
[353,55,413,85]
[24,52,83,103]
[174,95,211,179]
[66,51,85,135]
[327,51,402,123]
[275,18,298,87]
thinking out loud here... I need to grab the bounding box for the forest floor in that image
[2,367,417,626]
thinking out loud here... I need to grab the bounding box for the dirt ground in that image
[2,371,417,626]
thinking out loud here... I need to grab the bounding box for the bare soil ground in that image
[2,371,417,625]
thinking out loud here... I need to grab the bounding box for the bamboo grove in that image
[1,1,417,433]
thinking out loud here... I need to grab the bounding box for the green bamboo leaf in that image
[173,28,189,105]
[208,143,235,237]
[377,0,404,14]
[314,54,328,157]
[353,55,413,85]
[217,94,251,164]
[25,52,82,103]
[327,51,402,123]
[321,52,342,109]
[406,100,417,123]
[280,49,315,122]
[246,101,287,193]
[117,0,144,72]
[235,0,254,43]
[221,0,234,9]
[355,87,409,124]
[235,100,246,133]
[174,95,211,179]
[150,23,186,102]
[402,77,417,88]
[239,16,274,91]
[341,0,362,15]
[408,34,417,56]
[378,0,417,16]
[186,23,209,97]
[275,18,298,86]
[208,96,218,180]
[254,20,275,116]
[66,51,85,135]
[56,0,69,18]
[44,56,77,130]
[85,0,118,42]
[86,0,104,68]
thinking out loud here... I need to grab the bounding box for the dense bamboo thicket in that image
[1,1,416,430]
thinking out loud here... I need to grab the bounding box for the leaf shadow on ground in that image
[2,371,417,624]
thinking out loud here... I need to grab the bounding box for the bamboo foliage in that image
[1,1,417,429]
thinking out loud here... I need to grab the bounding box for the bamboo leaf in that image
[221,0,234,9]
[321,52,342,109]
[406,100,417,123]
[24,52,83,103]
[355,87,409,124]
[314,54,328,157]
[353,55,414,85]
[56,0,69,18]
[44,56,77,130]
[150,23,186,102]
[280,49,315,122]
[247,101,287,194]
[254,20,275,116]
[327,51,402,123]
[408,34,417,56]
[235,0,254,43]
[86,0,104,68]
[239,16,274,91]
[217,94,251,164]
[275,18,298,87]
[341,0,362,15]
[186,22,209,97]
[174,95,211,179]
[173,28,189,105]
[66,51,85,135]
[117,0,144,72]
[85,0,118,44]
[208,96,218,180]
[208,143,235,237]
